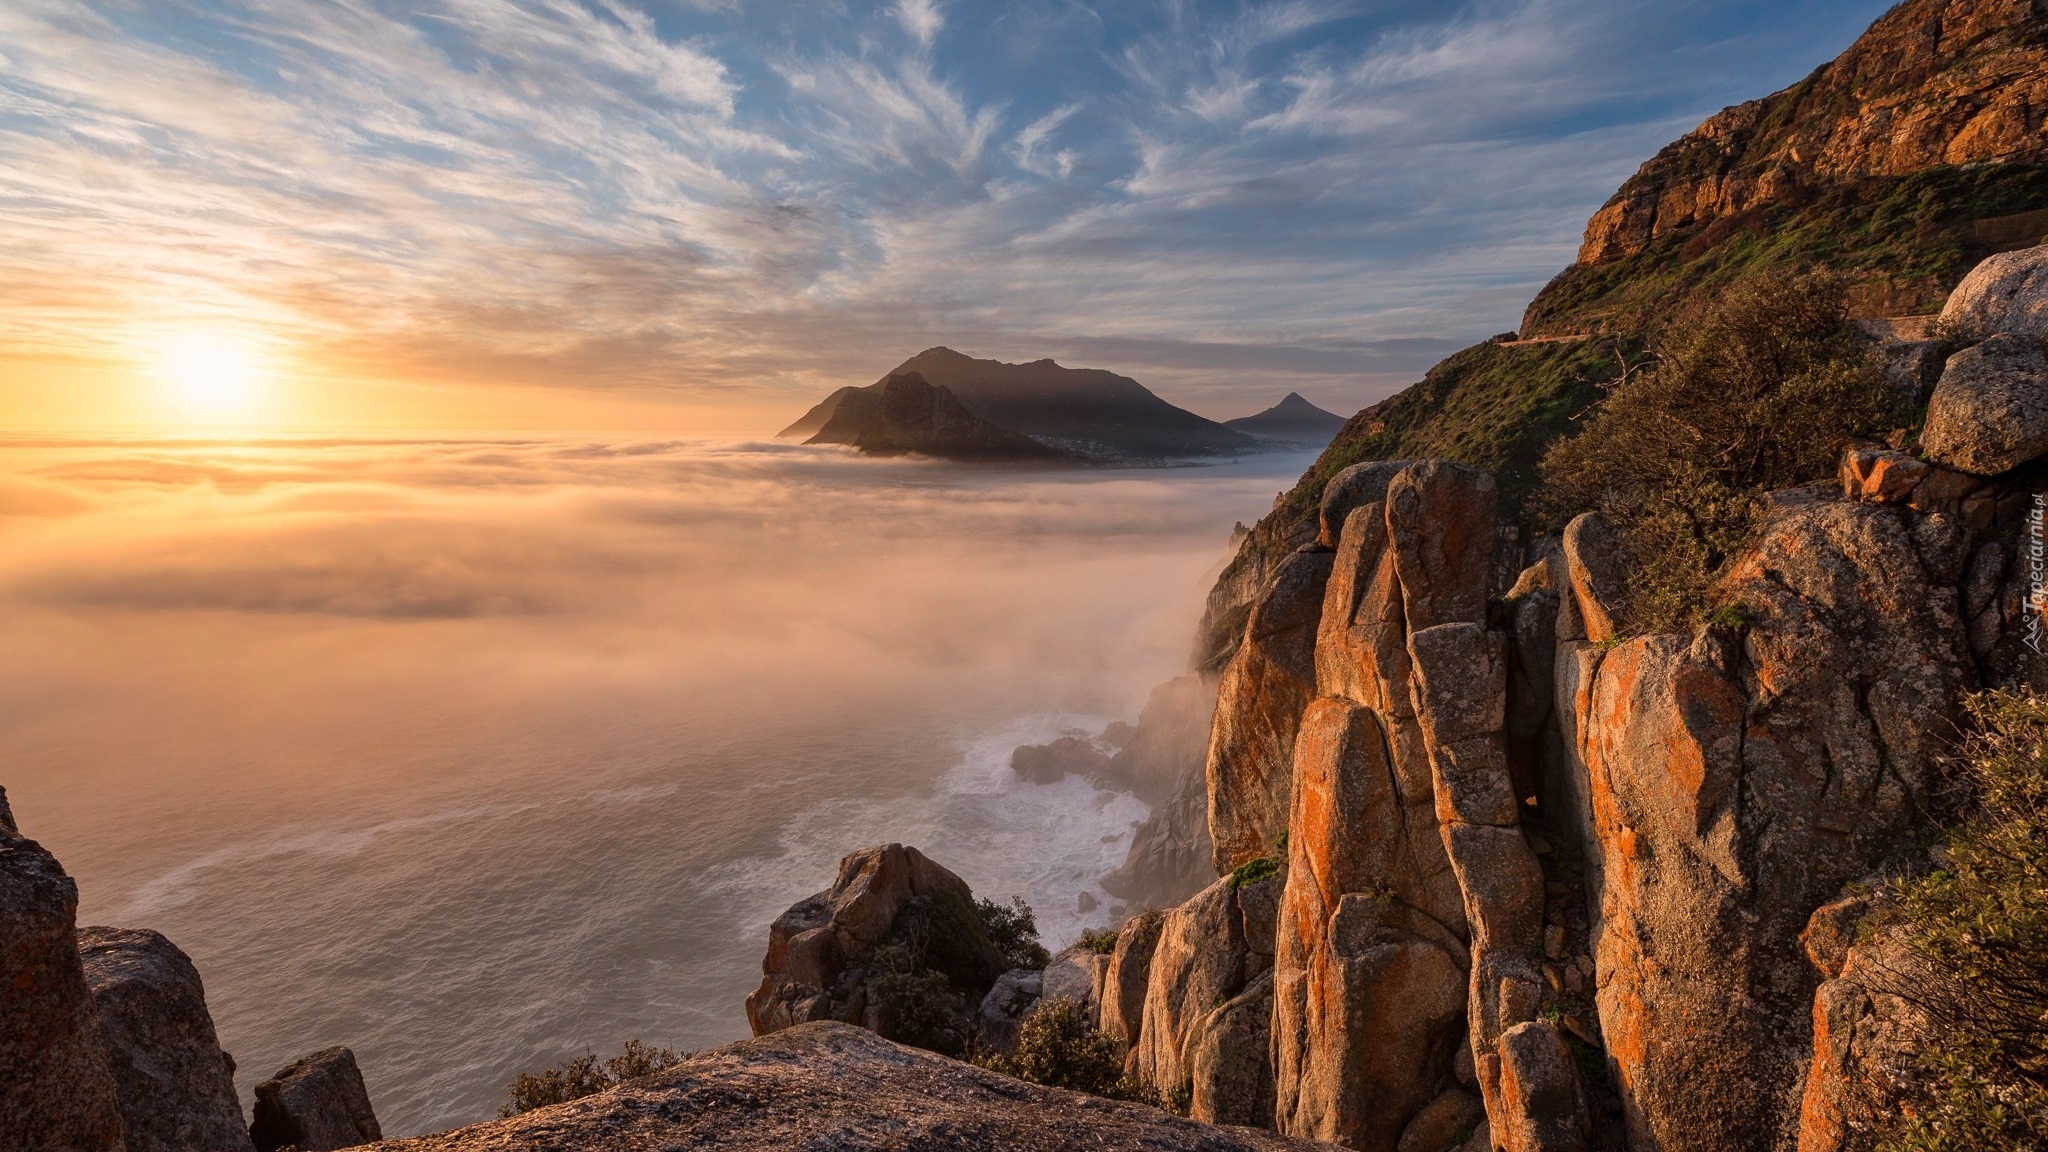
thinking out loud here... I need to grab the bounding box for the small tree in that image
[1539,270,1905,631]
[977,896,1052,970]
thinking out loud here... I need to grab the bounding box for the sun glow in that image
[151,330,271,418]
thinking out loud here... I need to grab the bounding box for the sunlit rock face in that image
[1571,0,2048,268]
[1570,498,1978,1152]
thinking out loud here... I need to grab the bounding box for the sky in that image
[0,0,1897,432]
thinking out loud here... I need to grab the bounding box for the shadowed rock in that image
[1922,333,2048,475]
[249,1046,380,1152]
[0,800,126,1152]
[78,927,253,1152]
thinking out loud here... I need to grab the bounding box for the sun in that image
[152,330,270,416]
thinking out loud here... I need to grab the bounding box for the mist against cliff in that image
[0,433,1309,1133]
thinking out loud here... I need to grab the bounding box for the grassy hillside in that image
[1525,162,2048,337]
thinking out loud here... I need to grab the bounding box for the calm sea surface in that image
[0,433,1315,1134]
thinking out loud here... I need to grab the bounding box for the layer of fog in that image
[0,434,1314,1132]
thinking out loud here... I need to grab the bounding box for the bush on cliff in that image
[1879,690,2048,1152]
[499,1039,684,1116]
[1539,270,1905,631]
[977,896,1052,971]
[864,893,1051,1057]
[981,996,1152,1103]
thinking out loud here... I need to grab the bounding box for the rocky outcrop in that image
[746,845,1009,1046]
[0,808,126,1152]
[77,927,252,1152]
[1130,874,1281,1127]
[1208,547,1335,871]
[1566,495,1977,1152]
[975,969,1044,1057]
[1941,241,2048,338]
[1794,895,1935,1152]
[372,1022,1340,1152]
[1921,332,2048,475]
[1569,0,2048,268]
[248,1048,380,1152]
[1041,944,1110,1021]
[1100,910,1165,1049]
[1272,461,1522,1152]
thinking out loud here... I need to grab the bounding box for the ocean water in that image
[0,433,1317,1134]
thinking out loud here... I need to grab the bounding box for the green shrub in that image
[866,961,971,1056]
[499,1039,684,1116]
[1539,270,1905,632]
[984,996,1153,1103]
[977,896,1052,970]
[1076,926,1120,955]
[1878,690,2048,1151]
[1228,855,1281,890]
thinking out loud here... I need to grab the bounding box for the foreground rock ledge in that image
[368,1022,1339,1152]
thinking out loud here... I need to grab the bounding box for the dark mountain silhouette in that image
[801,372,1070,461]
[781,348,1256,461]
[1223,393,1347,446]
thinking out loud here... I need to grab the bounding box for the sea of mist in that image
[0,432,1319,1135]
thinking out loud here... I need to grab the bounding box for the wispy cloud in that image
[0,0,1896,421]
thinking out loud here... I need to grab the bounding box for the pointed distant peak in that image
[1258,392,1338,418]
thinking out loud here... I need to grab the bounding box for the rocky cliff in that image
[1527,0,2048,333]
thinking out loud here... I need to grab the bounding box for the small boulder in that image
[1494,1023,1589,1152]
[0,808,125,1152]
[975,969,1043,1056]
[1010,735,1112,787]
[248,1047,381,1152]
[1940,243,2048,339]
[1922,333,2048,475]
[78,926,253,1152]
[1040,946,1108,1021]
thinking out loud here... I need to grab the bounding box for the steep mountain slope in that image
[1527,0,2048,333]
[1225,393,1349,447]
[1195,0,2048,670]
[782,347,1256,460]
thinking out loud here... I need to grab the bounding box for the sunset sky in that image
[1,0,1892,432]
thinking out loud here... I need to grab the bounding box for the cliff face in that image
[1574,0,2048,268]
[1526,0,2048,333]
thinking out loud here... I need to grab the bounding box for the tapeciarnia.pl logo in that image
[2028,493,2045,656]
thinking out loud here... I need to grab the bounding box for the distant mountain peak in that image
[1224,392,1348,448]
[779,348,1259,462]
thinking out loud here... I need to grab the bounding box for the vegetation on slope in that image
[1246,338,1627,564]
[1525,163,2048,337]
[500,1040,685,1116]
[1878,690,2048,1152]
[980,996,1157,1105]
[1536,271,1906,631]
